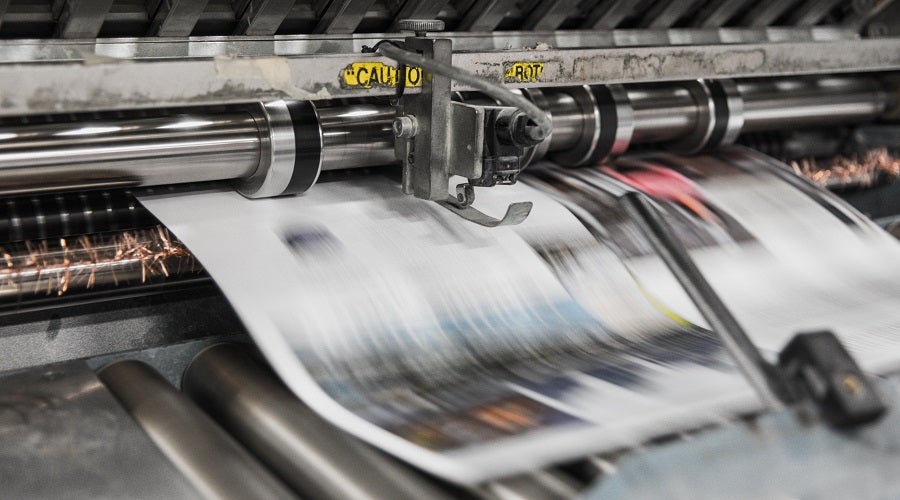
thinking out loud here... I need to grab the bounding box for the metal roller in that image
[0,100,324,199]
[0,110,263,196]
[0,190,154,242]
[0,76,889,195]
[98,360,297,500]
[738,77,888,132]
[182,344,454,500]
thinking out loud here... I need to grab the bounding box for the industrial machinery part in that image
[0,225,198,302]
[98,359,297,500]
[0,361,201,498]
[374,20,550,225]
[183,344,454,500]
[0,189,154,242]
[0,76,889,199]
[621,191,886,427]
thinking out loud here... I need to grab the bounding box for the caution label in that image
[504,62,544,83]
[341,62,425,89]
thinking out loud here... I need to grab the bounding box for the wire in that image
[376,42,553,142]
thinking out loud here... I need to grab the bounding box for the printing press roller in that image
[0,76,890,199]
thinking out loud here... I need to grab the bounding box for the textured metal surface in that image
[0,361,200,499]
[0,27,859,62]
[99,360,297,499]
[0,282,240,374]
[0,37,893,114]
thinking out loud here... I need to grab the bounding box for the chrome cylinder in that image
[545,91,586,152]
[0,76,888,196]
[739,77,887,132]
[318,103,400,171]
[0,112,263,196]
[183,344,453,500]
[98,360,296,500]
[628,84,701,144]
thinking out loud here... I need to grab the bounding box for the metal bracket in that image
[382,20,539,226]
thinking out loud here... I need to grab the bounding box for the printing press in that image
[2,0,900,498]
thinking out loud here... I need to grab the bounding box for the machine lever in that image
[437,197,533,227]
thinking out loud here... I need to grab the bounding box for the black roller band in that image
[587,85,620,165]
[706,80,732,150]
[282,101,323,196]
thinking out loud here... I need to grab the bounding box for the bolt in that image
[393,115,418,138]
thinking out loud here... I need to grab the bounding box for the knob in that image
[397,19,445,35]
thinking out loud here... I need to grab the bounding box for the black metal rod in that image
[619,191,791,408]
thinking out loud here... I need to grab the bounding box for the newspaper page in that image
[139,147,900,483]
[528,148,900,372]
[139,176,756,484]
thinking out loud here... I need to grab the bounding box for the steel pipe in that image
[183,344,454,500]
[318,103,397,171]
[98,360,296,500]
[738,77,888,132]
[0,76,888,195]
[0,112,263,196]
[629,84,702,144]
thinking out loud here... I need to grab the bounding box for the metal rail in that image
[0,37,895,115]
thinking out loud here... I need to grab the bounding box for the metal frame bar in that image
[148,0,210,36]
[234,0,296,35]
[54,0,114,38]
[313,0,377,34]
[581,0,640,30]
[522,0,580,31]
[456,0,518,31]
[0,36,894,115]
